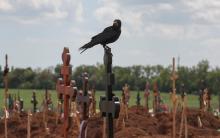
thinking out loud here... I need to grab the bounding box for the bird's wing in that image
[91,26,113,40]
[90,26,117,44]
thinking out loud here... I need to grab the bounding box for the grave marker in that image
[56,47,75,138]
[31,91,38,113]
[171,57,178,138]
[3,54,9,138]
[179,84,188,138]
[144,81,150,113]
[99,47,120,138]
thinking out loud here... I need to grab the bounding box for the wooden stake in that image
[171,57,178,138]
[4,54,9,138]
[179,85,188,138]
[56,100,61,125]
[4,107,8,138]
[27,110,32,138]
[103,118,106,138]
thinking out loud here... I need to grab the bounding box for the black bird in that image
[79,19,121,54]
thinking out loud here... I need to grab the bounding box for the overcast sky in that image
[0,0,220,69]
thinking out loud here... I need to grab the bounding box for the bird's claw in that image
[103,45,111,51]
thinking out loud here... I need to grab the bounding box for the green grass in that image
[0,89,219,112]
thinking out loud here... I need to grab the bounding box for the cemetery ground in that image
[1,89,220,137]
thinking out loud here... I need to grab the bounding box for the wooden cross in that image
[43,88,51,131]
[199,80,205,110]
[153,82,159,113]
[179,84,188,138]
[219,89,220,113]
[77,72,90,138]
[122,84,129,119]
[144,81,150,113]
[8,94,14,111]
[171,57,178,138]
[89,86,96,117]
[27,110,32,138]
[136,90,141,113]
[82,72,89,120]
[56,47,75,138]
[3,54,9,138]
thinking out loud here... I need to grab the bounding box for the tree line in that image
[0,60,220,95]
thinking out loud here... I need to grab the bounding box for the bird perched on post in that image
[79,19,121,54]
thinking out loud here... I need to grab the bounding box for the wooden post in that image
[122,84,129,120]
[144,81,150,113]
[56,100,62,125]
[179,84,188,138]
[90,87,96,117]
[219,90,220,113]
[171,57,178,138]
[3,54,9,138]
[99,47,120,138]
[153,82,159,113]
[78,72,89,138]
[103,118,106,138]
[43,88,50,131]
[31,91,38,113]
[56,47,75,138]
[27,110,32,138]
[136,91,141,106]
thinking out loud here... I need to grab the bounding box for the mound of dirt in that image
[0,106,220,138]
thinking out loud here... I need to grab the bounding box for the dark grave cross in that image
[82,72,89,120]
[31,92,38,113]
[99,47,120,138]
[8,94,13,111]
[77,72,90,138]
[136,91,141,106]
[144,81,150,113]
[136,90,141,113]
[56,47,75,138]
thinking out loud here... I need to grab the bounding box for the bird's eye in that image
[113,21,118,26]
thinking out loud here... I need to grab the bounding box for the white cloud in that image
[0,0,13,11]
[182,0,220,24]
[94,0,176,38]
[0,0,84,24]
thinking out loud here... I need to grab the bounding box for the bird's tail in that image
[79,42,94,54]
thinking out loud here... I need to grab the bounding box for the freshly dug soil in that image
[0,106,220,138]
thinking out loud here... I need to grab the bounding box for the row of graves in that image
[0,47,119,138]
[1,48,220,138]
[0,48,99,138]
[115,58,220,138]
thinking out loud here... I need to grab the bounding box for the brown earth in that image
[0,106,220,138]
